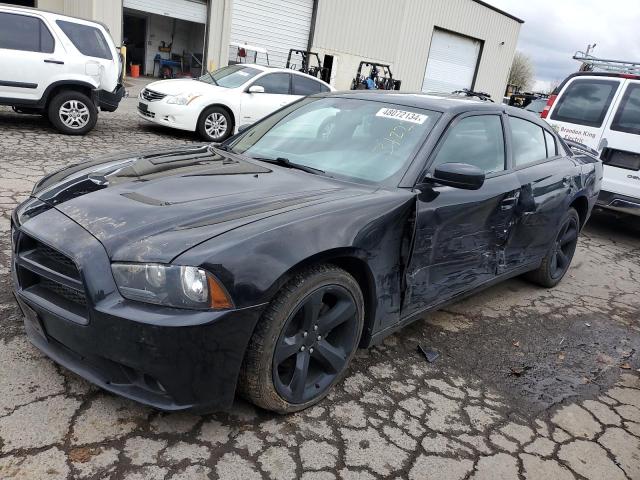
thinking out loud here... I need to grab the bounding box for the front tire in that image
[197,106,233,142]
[48,91,97,135]
[240,265,364,413]
[526,208,580,288]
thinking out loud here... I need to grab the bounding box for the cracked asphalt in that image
[1,80,639,479]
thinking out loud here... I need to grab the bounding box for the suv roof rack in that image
[573,51,640,76]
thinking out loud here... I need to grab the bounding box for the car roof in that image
[552,71,640,94]
[316,90,522,115]
[238,63,333,87]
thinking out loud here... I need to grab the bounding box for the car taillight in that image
[540,94,557,119]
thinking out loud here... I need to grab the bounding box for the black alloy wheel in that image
[550,215,579,280]
[240,265,364,413]
[272,285,359,404]
[526,207,580,288]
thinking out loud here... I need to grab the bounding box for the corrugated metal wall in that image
[312,0,521,100]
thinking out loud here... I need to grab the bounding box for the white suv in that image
[543,72,640,215]
[0,4,124,134]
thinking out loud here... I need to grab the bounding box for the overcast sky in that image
[487,0,640,90]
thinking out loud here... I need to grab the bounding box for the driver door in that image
[402,113,521,317]
[240,72,293,124]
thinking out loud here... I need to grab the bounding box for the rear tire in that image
[239,264,364,413]
[526,208,580,288]
[48,91,97,135]
[197,106,233,142]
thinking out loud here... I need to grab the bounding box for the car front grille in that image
[14,232,88,322]
[138,106,155,119]
[141,88,166,102]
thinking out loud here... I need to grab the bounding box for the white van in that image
[0,4,124,134]
[543,72,640,215]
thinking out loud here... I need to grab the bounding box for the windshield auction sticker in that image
[376,108,428,124]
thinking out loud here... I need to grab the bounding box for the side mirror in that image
[248,85,265,94]
[237,124,252,133]
[425,163,485,190]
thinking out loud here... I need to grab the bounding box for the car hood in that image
[145,78,226,96]
[32,145,371,263]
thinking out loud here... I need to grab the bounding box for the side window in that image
[292,75,329,95]
[431,115,505,174]
[544,130,557,157]
[56,20,112,60]
[611,83,640,135]
[550,79,619,127]
[252,73,290,95]
[0,13,54,53]
[511,117,547,166]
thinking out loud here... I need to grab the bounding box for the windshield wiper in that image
[207,71,218,86]
[251,157,324,175]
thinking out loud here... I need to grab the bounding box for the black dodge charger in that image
[11,92,602,413]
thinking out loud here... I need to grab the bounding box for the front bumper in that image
[597,190,640,216]
[11,205,263,412]
[136,98,199,132]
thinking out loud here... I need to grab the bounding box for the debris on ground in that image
[418,345,440,363]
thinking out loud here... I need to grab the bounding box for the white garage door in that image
[422,29,481,94]
[230,0,314,68]
[124,0,207,24]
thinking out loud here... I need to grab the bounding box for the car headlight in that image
[166,93,201,105]
[111,263,233,310]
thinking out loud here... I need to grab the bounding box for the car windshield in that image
[228,97,440,184]
[198,65,261,88]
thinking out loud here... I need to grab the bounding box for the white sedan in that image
[137,64,334,141]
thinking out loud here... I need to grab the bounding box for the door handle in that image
[500,195,519,210]
[44,59,64,64]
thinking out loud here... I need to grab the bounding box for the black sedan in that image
[11,92,602,413]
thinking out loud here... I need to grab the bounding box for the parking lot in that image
[1,89,639,480]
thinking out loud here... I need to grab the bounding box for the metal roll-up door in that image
[230,0,314,67]
[123,0,208,24]
[422,29,482,94]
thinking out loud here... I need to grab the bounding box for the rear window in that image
[611,84,640,135]
[511,117,547,166]
[550,79,619,128]
[0,12,54,53]
[292,75,329,95]
[56,20,112,60]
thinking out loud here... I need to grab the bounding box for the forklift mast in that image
[286,49,324,78]
[351,61,401,91]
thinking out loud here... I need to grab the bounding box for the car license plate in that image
[22,303,47,341]
[138,102,148,112]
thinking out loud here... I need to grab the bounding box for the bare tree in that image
[508,51,535,91]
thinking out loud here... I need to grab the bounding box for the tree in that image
[508,51,534,91]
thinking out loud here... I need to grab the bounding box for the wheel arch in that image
[197,103,237,131]
[263,248,378,347]
[44,81,96,109]
[570,195,589,228]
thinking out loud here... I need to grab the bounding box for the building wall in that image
[205,0,232,71]
[312,0,521,100]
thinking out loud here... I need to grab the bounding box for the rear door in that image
[0,11,60,102]
[547,76,623,150]
[240,72,292,124]
[599,79,640,199]
[402,112,521,317]
[501,114,577,271]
